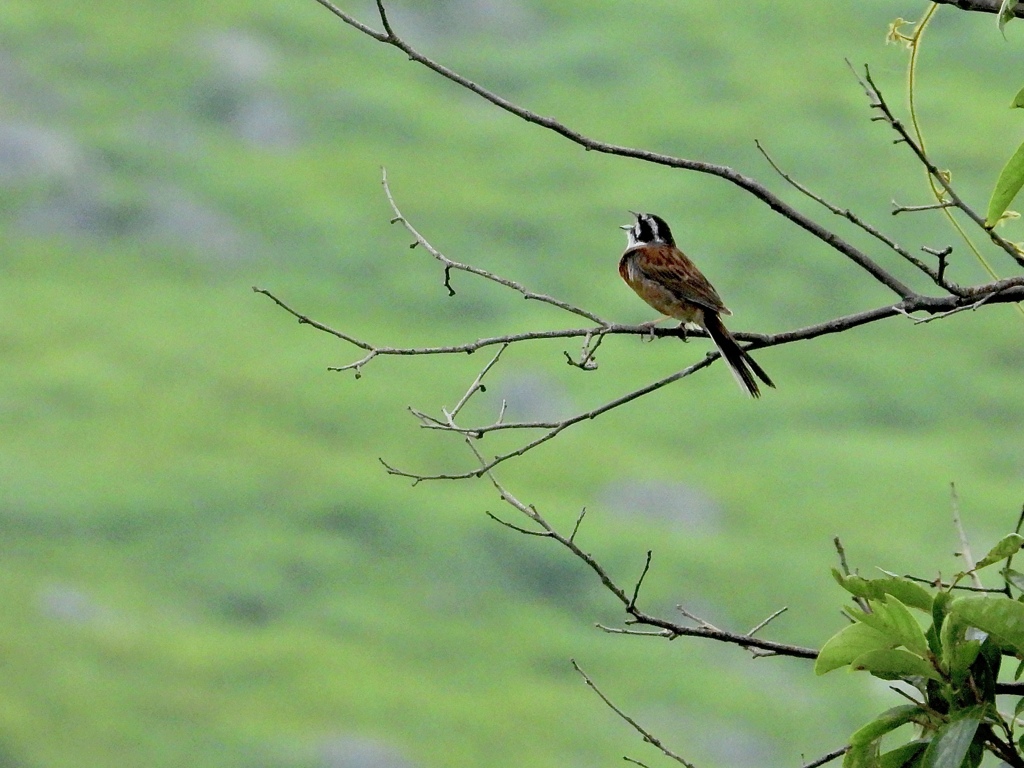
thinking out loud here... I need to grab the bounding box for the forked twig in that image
[382,169,610,325]
[756,140,950,289]
[853,64,1024,268]
[460,437,819,658]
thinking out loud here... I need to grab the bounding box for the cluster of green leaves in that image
[817,533,1024,768]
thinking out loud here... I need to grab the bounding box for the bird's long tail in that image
[703,313,775,398]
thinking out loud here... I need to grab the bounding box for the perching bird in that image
[619,212,774,398]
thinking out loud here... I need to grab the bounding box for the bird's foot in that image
[639,317,671,343]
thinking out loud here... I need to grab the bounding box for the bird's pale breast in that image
[618,251,703,324]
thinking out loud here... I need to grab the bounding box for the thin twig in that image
[596,624,674,638]
[572,660,698,768]
[676,606,723,633]
[801,746,850,768]
[569,507,587,544]
[628,551,653,610]
[907,285,1006,325]
[855,65,1024,268]
[381,169,610,324]
[892,200,955,215]
[747,607,788,637]
[467,445,820,658]
[921,246,953,284]
[756,140,949,289]
[894,571,1003,593]
[834,537,870,612]
[484,510,549,537]
[444,343,509,423]
[951,483,984,589]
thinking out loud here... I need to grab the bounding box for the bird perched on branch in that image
[618,212,775,398]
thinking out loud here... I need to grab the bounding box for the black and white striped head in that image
[620,212,675,248]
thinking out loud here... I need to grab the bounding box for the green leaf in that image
[974,533,1024,570]
[999,0,1020,34]
[879,740,928,768]
[848,597,929,654]
[877,596,930,655]
[920,709,983,768]
[848,600,929,655]
[844,741,879,768]
[850,705,926,746]
[1012,86,1024,109]
[946,639,981,685]
[851,649,942,681]
[1014,695,1024,720]
[833,571,934,612]
[931,591,954,656]
[817,622,893,675]
[963,740,984,768]
[949,595,1024,655]
[985,139,1024,228]
[939,609,965,675]
[1004,568,1024,592]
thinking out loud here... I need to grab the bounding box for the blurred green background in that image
[2,1,1024,766]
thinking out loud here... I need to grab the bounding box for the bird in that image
[618,212,774,398]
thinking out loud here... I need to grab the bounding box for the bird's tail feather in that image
[704,314,774,398]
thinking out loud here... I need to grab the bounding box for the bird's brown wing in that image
[629,244,730,315]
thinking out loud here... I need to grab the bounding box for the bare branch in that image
[373,278,1024,480]
[445,343,508,423]
[251,285,373,351]
[381,169,610,325]
[572,659,698,768]
[467,445,820,659]
[311,1,916,299]
[929,0,1024,17]
[755,140,955,291]
[855,64,1024,268]
[905,283,1008,324]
